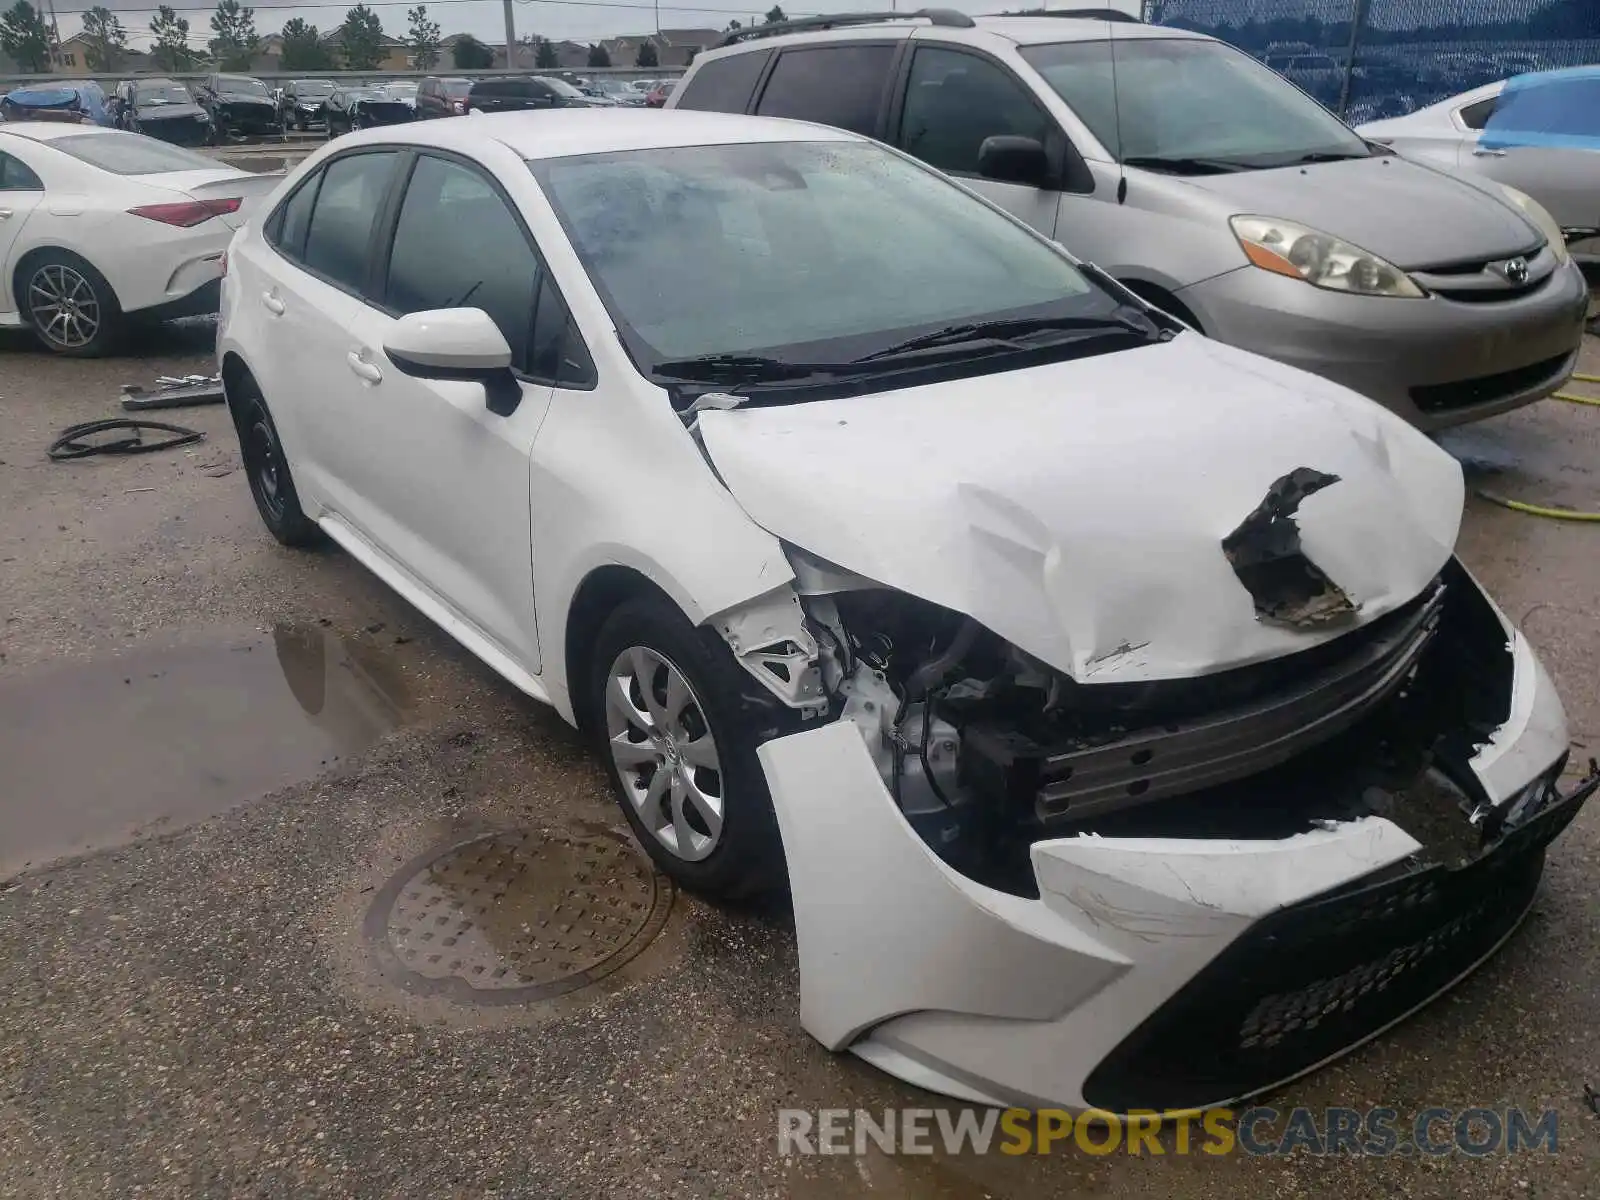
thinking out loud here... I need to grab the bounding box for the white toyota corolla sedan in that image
[216,109,1597,1115]
[0,123,280,355]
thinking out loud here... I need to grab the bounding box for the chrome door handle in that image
[1472,147,1507,157]
[261,291,285,315]
[0,209,13,220]
[346,351,383,384]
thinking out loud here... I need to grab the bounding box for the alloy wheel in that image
[604,646,725,862]
[27,263,100,350]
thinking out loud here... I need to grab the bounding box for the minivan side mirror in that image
[978,135,1051,187]
[383,308,523,416]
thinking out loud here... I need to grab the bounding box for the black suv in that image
[417,76,473,118]
[464,75,606,114]
[195,73,279,138]
[277,79,337,130]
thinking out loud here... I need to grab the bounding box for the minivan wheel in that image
[234,383,319,547]
[588,596,785,901]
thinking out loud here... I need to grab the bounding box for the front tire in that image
[19,250,122,358]
[232,382,319,547]
[588,596,785,901]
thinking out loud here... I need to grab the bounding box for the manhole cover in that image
[365,828,672,1005]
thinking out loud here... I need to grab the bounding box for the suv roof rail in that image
[998,7,1143,20]
[717,8,976,47]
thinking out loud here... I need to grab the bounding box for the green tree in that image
[279,17,332,69]
[209,0,258,70]
[634,38,657,67]
[405,3,439,68]
[533,35,557,68]
[586,42,610,67]
[0,1,51,72]
[763,5,786,23]
[338,3,384,70]
[451,32,491,69]
[149,5,195,70]
[80,5,127,71]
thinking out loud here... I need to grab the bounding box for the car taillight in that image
[127,197,243,227]
[451,99,465,112]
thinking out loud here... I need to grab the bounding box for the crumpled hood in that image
[697,335,1464,684]
[139,102,206,120]
[1177,155,1539,268]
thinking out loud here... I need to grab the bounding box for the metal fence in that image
[1142,0,1600,122]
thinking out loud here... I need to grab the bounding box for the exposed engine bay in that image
[777,555,1556,896]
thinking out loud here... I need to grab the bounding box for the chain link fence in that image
[1142,0,1600,122]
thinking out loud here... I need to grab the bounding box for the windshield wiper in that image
[649,353,842,384]
[1286,150,1371,164]
[851,308,1160,364]
[1123,155,1250,175]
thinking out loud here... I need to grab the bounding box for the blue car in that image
[0,79,114,126]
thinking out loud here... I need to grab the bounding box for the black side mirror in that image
[978,135,1051,187]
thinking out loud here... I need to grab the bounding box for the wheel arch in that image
[11,244,124,321]
[563,564,685,734]
[220,350,257,429]
[1115,276,1204,333]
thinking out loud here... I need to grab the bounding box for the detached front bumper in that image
[1182,259,1589,431]
[759,613,1592,1114]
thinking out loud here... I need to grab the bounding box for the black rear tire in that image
[232,380,319,548]
[587,595,786,901]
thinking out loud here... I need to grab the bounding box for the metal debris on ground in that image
[120,374,226,411]
[47,419,205,461]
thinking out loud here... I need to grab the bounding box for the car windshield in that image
[136,84,192,105]
[384,83,418,96]
[540,77,585,98]
[295,80,335,96]
[530,139,1130,378]
[219,77,269,96]
[1021,38,1370,168]
[442,80,472,97]
[48,131,221,174]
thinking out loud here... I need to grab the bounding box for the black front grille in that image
[1411,352,1571,413]
[1081,769,1596,1115]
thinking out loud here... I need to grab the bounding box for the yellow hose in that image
[1473,372,1600,518]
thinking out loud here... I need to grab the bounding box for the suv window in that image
[0,151,43,190]
[1459,96,1497,130]
[754,44,896,136]
[675,49,771,113]
[301,152,401,293]
[898,47,1049,177]
[384,153,591,384]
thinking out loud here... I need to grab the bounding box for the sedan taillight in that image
[451,99,465,113]
[127,197,243,227]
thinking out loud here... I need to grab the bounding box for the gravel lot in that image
[1,320,1599,1198]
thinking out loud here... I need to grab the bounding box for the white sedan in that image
[0,123,280,355]
[217,110,1594,1114]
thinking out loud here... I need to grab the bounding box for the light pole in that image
[502,0,516,67]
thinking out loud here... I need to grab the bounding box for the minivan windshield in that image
[1021,38,1371,170]
[530,140,1144,385]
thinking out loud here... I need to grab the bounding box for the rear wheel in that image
[19,250,122,358]
[233,382,319,547]
[588,596,786,901]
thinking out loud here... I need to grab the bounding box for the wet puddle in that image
[0,624,408,879]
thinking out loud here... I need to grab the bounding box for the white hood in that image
[696,335,1464,684]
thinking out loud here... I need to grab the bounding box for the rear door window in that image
[897,46,1050,176]
[0,151,44,190]
[676,49,772,113]
[1458,96,1497,130]
[300,151,402,294]
[754,43,896,136]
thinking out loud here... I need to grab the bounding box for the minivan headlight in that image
[1495,184,1570,265]
[1229,215,1424,298]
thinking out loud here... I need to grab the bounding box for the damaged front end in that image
[713,546,1595,1113]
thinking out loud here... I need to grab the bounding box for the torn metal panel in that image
[705,585,823,710]
[1221,467,1357,628]
[697,336,1461,684]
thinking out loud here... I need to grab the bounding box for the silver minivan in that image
[670,10,1589,428]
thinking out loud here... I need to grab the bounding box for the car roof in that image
[0,122,107,143]
[332,108,859,160]
[136,77,184,87]
[701,13,1207,56]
